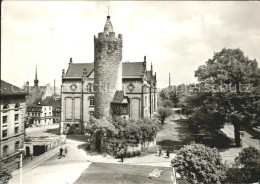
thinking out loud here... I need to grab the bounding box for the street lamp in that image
[18,148,25,184]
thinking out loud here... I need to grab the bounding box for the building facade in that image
[27,100,53,126]
[25,66,53,106]
[60,16,157,133]
[0,80,28,162]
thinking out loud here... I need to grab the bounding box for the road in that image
[25,124,60,136]
[9,124,175,184]
[221,124,260,150]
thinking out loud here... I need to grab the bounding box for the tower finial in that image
[108,5,109,16]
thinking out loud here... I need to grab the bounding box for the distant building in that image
[24,66,52,106]
[41,97,61,123]
[27,99,53,126]
[0,80,28,162]
[60,15,157,133]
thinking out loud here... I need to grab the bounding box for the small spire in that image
[104,11,113,34]
[108,5,109,17]
[34,65,39,87]
[35,65,38,80]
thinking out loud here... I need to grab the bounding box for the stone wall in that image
[94,32,123,118]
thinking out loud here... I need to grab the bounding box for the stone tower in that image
[94,15,123,118]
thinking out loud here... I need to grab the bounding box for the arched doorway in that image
[26,146,30,157]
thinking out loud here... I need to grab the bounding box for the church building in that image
[61,15,157,133]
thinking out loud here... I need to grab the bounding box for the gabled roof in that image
[27,106,42,112]
[64,62,144,78]
[41,96,61,107]
[65,63,94,78]
[1,80,28,96]
[122,62,144,77]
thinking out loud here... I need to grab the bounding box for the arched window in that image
[15,141,20,153]
[15,103,20,111]
[2,104,9,113]
[3,145,8,158]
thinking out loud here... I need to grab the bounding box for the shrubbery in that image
[0,163,12,184]
[171,144,226,184]
[225,147,260,183]
[67,124,80,134]
[86,117,161,143]
[85,117,160,157]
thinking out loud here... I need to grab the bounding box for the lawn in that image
[74,162,173,184]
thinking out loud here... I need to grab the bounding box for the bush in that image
[157,107,173,124]
[67,124,80,134]
[171,144,226,184]
[161,100,174,108]
[229,147,260,183]
[0,163,12,184]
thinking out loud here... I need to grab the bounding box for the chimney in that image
[69,58,72,66]
[54,79,56,97]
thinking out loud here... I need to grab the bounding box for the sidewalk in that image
[12,145,61,176]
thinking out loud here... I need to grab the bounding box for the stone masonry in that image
[94,16,123,118]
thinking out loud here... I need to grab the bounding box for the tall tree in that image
[194,48,260,146]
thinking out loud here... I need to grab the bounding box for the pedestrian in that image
[159,147,162,157]
[64,147,68,157]
[120,149,125,163]
[166,149,170,158]
[59,147,63,158]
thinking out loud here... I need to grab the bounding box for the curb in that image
[12,149,59,176]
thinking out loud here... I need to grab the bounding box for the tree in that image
[194,48,260,146]
[171,144,226,184]
[225,147,260,183]
[156,107,173,124]
[168,91,180,107]
[161,99,173,108]
[159,88,168,101]
[0,162,12,184]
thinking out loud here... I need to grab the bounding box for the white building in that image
[27,104,53,126]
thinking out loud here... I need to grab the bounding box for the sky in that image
[2,1,260,89]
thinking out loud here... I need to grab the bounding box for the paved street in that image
[25,124,60,137]
[221,124,260,150]
[9,124,175,184]
[9,116,260,183]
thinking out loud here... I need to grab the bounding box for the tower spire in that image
[108,5,109,17]
[34,65,39,87]
[104,6,113,34]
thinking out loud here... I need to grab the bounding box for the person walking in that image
[166,149,170,158]
[159,147,162,157]
[59,147,63,158]
[64,147,68,157]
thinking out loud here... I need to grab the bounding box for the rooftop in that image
[1,80,28,96]
[64,62,145,78]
